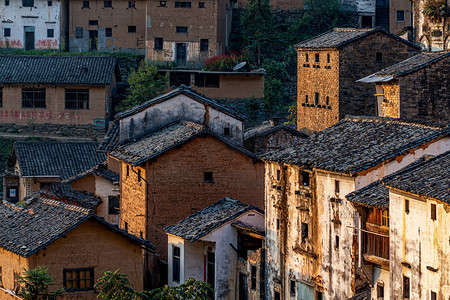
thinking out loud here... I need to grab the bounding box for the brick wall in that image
[379,81,400,118]
[120,135,264,258]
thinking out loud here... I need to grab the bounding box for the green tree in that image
[95,270,137,300]
[18,266,64,300]
[143,278,213,300]
[262,59,290,112]
[116,60,168,112]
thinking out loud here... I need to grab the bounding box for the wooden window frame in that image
[65,89,89,110]
[172,246,181,282]
[381,210,389,228]
[63,268,94,291]
[22,88,46,109]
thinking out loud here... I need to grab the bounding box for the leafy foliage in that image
[95,270,137,300]
[142,278,213,300]
[18,266,64,300]
[204,52,252,71]
[284,102,297,127]
[116,60,168,112]
[423,0,447,19]
[262,59,290,112]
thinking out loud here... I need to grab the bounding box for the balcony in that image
[363,223,389,267]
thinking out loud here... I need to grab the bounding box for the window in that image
[65,89,89,109]
[326,96,330,106]
[105,28,112,37]
[315,53,320,63]
[5,0,9,6]
[377,283,384,298]
[204,171,213,183]
[316,291,323,300]
[301,222,308,243]
[381,210,389,227]
[361,15,372,28]
[431,203,436,220]
[48,0,52,6]
[128,0,135,8]
[82,1,89,8]
[335,180,340,194]
[207,251,215,288]
[431,291,436,300]
[22,0,34,7]
[327,53,330,63]
[126,165,129,177]
[22,88,46,108]
[124,222,128,232]
[47,29,54,38]
[301,171,310,186]
[176,26,188,33]
[290,280,296,295]
[172,246,181,282]
[305,95,308,103]
[405,199,410,214]
[159,1,166,6]
[75,27,83,38]
[223,127,230,136]
[403,276,410,299]
[108,196,119,214]
[104,0,112,8]
[4,28,10,37]
[199,2,205,7]
[276,218,280,230]
[251,265,257,290]
[13,271,19,291]
[335,235,339,249]
[276,169,280,181]
[137,169,141,182]
[7,187,17,199]
[305,53,309,62]
[89,20,98,26]
[397,10,405,22]
[376,52,383,62]
[175,1,191,7]
[0,266,2,286]
[274,291,281,300]
[315,92,319,105]
[154,37,163,50]
[128,26,136,33]
[63,268,94,291]
[200,39,209,52]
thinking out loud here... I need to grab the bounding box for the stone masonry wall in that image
[380,81,401,118]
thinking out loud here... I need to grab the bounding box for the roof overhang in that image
[357,74,395,83]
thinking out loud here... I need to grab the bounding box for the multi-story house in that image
[295,27,420,134]
[359,51,450,124]
[414,0,450,50]
[68,0,146,53]
[146,0,232,68]
[262,116,449,299]
[0,0,61,50]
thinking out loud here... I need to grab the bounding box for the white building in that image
[165,197,265,300]
[263,116,450,299]
[0,0,61,50]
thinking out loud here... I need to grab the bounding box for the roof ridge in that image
[344,115,447,129]
[40,198,92,214]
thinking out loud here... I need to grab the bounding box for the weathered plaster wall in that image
[0,0,61,50]
[95,176,120,225]
[193,74,264,99]
[389,0,412,35]
[0,248,30,291]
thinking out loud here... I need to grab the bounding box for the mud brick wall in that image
[380,82,401,118]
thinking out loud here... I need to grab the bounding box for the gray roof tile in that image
[244,122,308,140]
[63,162,119,184]
[0,55,116,85]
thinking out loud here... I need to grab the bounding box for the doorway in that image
[176,43,187,67]
[24,26,35,50]
[89,30,98,51]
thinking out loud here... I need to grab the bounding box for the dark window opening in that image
[154,37,163,50]
[47,29,54,38]
[403,276,410,299]
[105,28,112,37]
[128,26,136,33]
[315,92,319,105]
[223,127,230,136]
[315,53,320,63]
[327,53,330,63]
[22,0,34,7]
[301,171,310,187]
[276,169,280,181]
[4,28,10,37]
[405,199,410,214]
[126,165,129,177]
[335,235,339,249]
[137,169,141,182]
[108,196,119,214]
[172,246,180,282]
[276,218,280,230]
[175,1,191,7]
[199,2,205,7]
[250,265,257,290]
[274,291,280,300]
[305,53,309,62]
[290,280,296,295]
[89,20,98,26]
[194,73,220,88]
[301,222,308,243]
[431,291,436,300]
[39,183,52,192]
[82,1,89,8]
[377,283,384,298]
[140,231,143,238]
[397,10,405,22]
[128,0,135,8]
[104,0,112,8]
[169,72,190,86]
[431,203,437,220]
[48,0,52,6]
[176,26,188,33]
[361,15,372,28]
[75,27,83,38]
[326,96,330,106]
[22,88,46,108]
[204,171,213,183]
[305,95,308,103]
[207,251,215,288]
[124,222,128,232]
[335,180,340,194]
[65,89,89,109]
[5,0,9,6]
[159,0,166,6]
[200,39,209,52]
[63,268,94,291]
[376,52,383,62]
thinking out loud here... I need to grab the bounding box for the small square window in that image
[22,0,34,7]
[104,0,112,7]
[405,199,410,214]
[315,53,320,63]
[326,96,330,106]
[105,28,112,37]
[223,127,230,136]
[200,39,209,52]
[335,235,339,249]
[305,53,309,62]
[431,203,436,220]
[314,92,319,105]
[155,37,163,50]
[128,0,135,8]
[301,171,310,187]
[204,171,213,183]
[276,218,280,230]
[276,169,280,181]
[5,0,9,6]
[89,20,98,26]
[376,52,383,62]
[4,28,11,37]
[301,222,308,243]
[75,27,83,38]
[48,0,52,6]
[290,280,296,295]
[47,29,54,38]
[305,94,308,103]
[327,53,330,63]
[176,26,188,33]
[199,2,205,7]
[159,1,166,6]
[128,26,136,33]
[82,1,89,8]
[335,180,340,194]
[108,196,119,214]
[397,10,405,22]
[175,1,191,7]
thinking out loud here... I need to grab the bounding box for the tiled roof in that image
[244,121,308,140]
[0,56,116,85]
[47,183,103,210]
[98,120,120,152]
[231,221,265,237]
[110,121,257,166]
[115,85,245,120]
[0,195,155,258]
[384,151,450,203]
[346,156,434,209]
[295,28,420,49]
[12,142,107,180]
[263,116,448,175]
[359,51,450,83]
[164,198,263,242]
[63,162,119,184]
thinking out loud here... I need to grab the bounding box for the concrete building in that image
[68,0,146,53]
[262,116,449,299]
[295,27,420,134]
[3,142,106,202]
[0,0,61,50]
[0,56,117,128]
[359,51,450,124]
[414,0,450,50]
[146,0,232,69]
[0,194,155,299]
[165,197,264,299]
